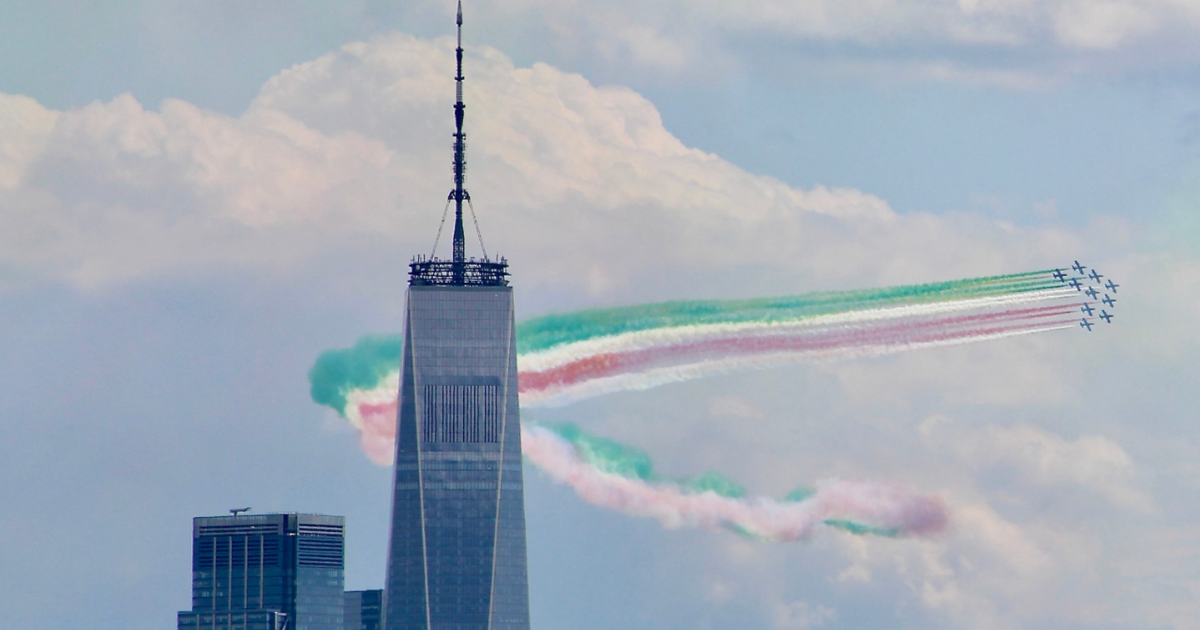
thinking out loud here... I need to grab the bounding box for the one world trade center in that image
[383,4,532,630]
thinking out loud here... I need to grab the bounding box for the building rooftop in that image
[408,256,509,287]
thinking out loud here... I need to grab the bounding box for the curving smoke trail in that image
[524,423,945,540]
[310,269,1098,539]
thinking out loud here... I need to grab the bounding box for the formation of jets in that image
[1052,260,1120,333]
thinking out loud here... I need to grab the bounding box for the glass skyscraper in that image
[382,282,531,630]
[344,589,382,630]
[178,513,346,630]
[382,6,532,630]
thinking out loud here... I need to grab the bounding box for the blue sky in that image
[2,1,1199,629]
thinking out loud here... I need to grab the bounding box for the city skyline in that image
[2,2,1200,629]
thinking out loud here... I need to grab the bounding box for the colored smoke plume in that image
[526,423,945,540]
[309,269,1109,539]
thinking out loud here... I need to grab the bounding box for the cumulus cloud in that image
[0,32,1091,298]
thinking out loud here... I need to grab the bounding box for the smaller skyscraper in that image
[178,513,346,630]
[344,590,382,630]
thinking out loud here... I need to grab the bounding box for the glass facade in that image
[384,285,532,630]
[179,513,346,630]
[344,589,383,630]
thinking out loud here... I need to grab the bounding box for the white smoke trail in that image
[519,287,1073,373]
[522,322,1075,408]
[522,424,946,539]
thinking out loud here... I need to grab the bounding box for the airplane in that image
[1079,318,1093,331]
[1081,303,1096,316]
[1088,269,1103,282]
[1102,294,1116,307]
[1105,279,1119,293]
[1068,278,1083,290]
[1052,269,1067,281]
[1072,260,1086,274]
[230,507,252,516]
[1085,286,1100,299]
[1099,310,1114,324]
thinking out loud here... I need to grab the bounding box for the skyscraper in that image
[382,4,532,630]
[178,512,346,630]
[344,589,383,630]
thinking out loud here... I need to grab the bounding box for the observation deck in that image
[408,255,509,287]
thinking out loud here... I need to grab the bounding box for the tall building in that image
[178,513,346,630]
[382,4,532,630]
[344,590,382,630]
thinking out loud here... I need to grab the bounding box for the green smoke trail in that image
[823,520,900,537]
[306,270,1063,413]
[307,272,1056,539]
[545,423,896,537]
[309,334,403,414]
[516,270,1058,354]
[545,423,745,498]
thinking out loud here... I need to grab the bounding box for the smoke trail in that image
[308,267,1115,539]
[519,299,1079,406]
[526,423,945,539]
[515,270,1060,354]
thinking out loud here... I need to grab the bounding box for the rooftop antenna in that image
[449,0,469,283]
[407,2,508,288]
[230,507,251,516]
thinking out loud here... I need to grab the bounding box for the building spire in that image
[408,1,508,287]
[449,0,469,281]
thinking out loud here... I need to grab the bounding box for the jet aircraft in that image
[1088,269,1103,282]
[1105,279,1119,293]
[1080,318,1093,331]
[1072,260,1087,274]
[1052,269,1067,281]
[1099,310,1113,324]
[1081,303,1096,316]
[1085,287,1100,299]
[1102,294,1116,307]
[1069,278,1083,290]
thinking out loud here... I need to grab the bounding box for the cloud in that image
[920,415,1154,511]
[771,599,837,629]
[0,90,393,288]
[0,32,1093,299]
[0,94,58,190]
[416,0,1200,85]
[1,23,1197,630]
[1052,1,1162,50]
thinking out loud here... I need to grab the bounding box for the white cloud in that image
[435,0,1200,84]
[771,599,837,629]
[920,415,1154,511]
[0,94,58,190]
[1053,1,1161,49]
[1,32,1194,628]
[0,33,1084,296]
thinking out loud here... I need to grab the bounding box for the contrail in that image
[310,267,1112,539]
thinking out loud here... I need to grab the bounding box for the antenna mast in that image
[407,2,508,288]
[449,0,469,282]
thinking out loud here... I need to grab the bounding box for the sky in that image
[1,1,1200,629]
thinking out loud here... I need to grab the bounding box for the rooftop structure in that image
[409,1,508,288]
[177,512,345,630]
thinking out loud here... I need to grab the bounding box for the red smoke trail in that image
[520,303,1080,395]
